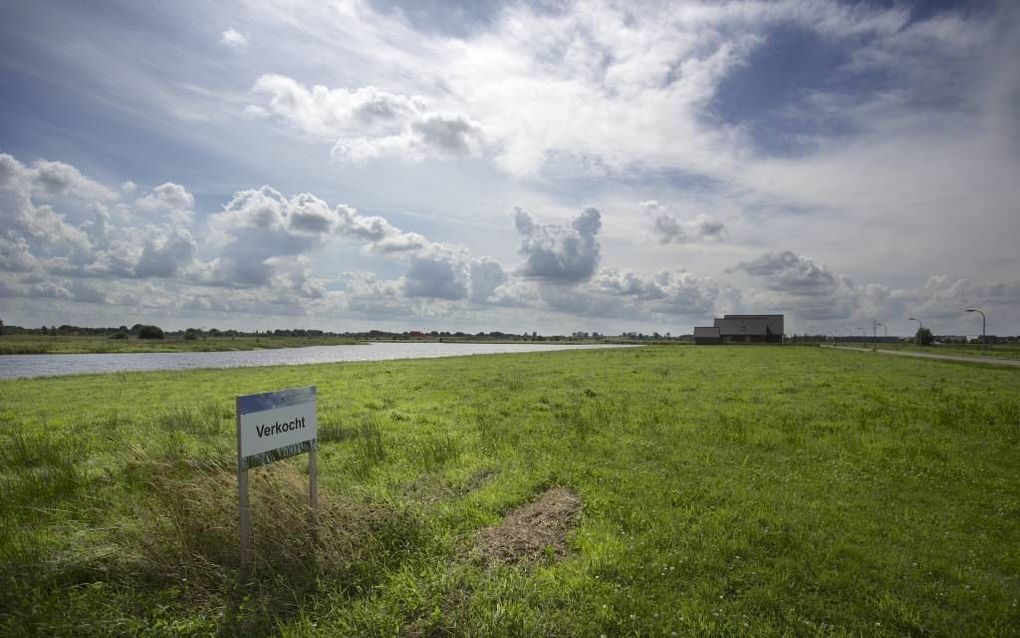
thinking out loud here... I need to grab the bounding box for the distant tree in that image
[109,329,129,340]
[916,327,934,346]
[49,326,57,336]
[137,325,164,340]
[0,319,4,336]
[183,328,200,341]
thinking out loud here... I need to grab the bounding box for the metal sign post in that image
[235,386,318,578]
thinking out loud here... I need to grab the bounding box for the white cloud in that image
[732,251,861,320]
[0,235,38,272]
[220,28,249,49]
[514,206,602,283]
[641,200,726,245]
[202,187,332,290]
[0,153,95,259]
[23,158,118,202]
[533,266,720,321]
[403,245,471,300]
[250,74,485,163]
[134,230,197,279]
[136,182,195,224]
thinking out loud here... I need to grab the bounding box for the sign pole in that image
[309,442,318,509]
[237,396,253,579]
[308,440,319,544]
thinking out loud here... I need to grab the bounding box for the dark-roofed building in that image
[693,326,721,344]
[693,314,784,344]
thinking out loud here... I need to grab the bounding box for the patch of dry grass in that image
[477,487,581,565]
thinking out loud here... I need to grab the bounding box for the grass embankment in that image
[0,335,359,355]
[1,347,1018,636]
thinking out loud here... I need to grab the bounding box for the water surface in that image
[0,342,634,379]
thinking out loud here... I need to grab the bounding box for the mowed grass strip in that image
[0,346,1017,636]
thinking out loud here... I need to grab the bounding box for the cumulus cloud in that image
[0,235,38,272]
[19,157,117,202]
[333,204,428,253]
[732,251,864,320]
[69,279,106,303]
[407,114,484,156]
[220,28,248,49]
[537,267,720,321]
[203,187,332,291]
[641,201,726,245]
[469,257,506,302]
[403,247,470,300]
[514,207,601,283]
[0,153,94,259]
[337,270,430,319]
[200,184,508,304]
[250,74,485,162]
[592,268,719,316]
[134,230,197,278]
[902,275,1020,323]
[2,151,512,319]
[136,182,195,224]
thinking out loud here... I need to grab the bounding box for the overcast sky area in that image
[1,0,1018,336]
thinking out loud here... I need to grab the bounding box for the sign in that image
[235,386,318,577]
[237,386,317,469]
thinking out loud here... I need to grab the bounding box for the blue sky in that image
[1,0,1018,335]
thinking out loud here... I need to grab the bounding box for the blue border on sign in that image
[237,386,316,415]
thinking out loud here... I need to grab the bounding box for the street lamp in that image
[873,319,885,351]
[908,317,922,346]
[965,308,986,354]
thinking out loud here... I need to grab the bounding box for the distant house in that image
[693,314,784,344]
[692,326,721,344]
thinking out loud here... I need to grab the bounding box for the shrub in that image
[137,325,164,340]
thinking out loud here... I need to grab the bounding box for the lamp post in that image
[965,308,986,355]
[872,319,884,352]
[908,317,922,346]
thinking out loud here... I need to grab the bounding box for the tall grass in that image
[352,415,386,477]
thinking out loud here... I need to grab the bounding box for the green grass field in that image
[1,347,1017,636]
[0,334,359,355]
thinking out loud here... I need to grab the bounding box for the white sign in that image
[236,386,317,469]
[235,386,319,576]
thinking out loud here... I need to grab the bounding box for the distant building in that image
[693,314,784,344]
[692,326,721,344]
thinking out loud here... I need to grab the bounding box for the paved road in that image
[823,345,1020,367]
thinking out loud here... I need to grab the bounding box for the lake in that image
[0,342,636,379]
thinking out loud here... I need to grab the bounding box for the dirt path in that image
[823,345,1020,367]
